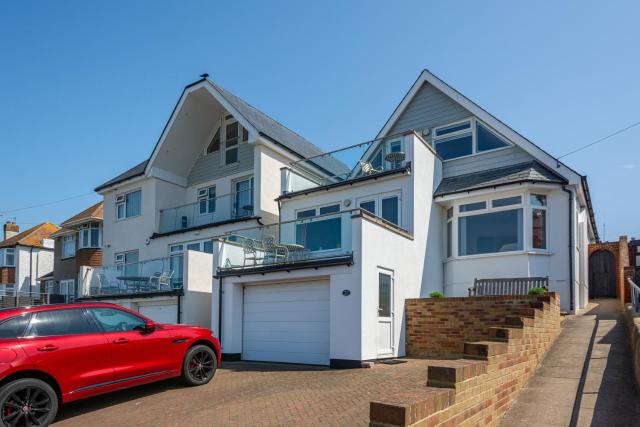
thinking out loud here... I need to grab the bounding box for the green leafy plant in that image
[528,287,546,296]
[429,291,444,298]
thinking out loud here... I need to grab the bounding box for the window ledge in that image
[444,250,553,263]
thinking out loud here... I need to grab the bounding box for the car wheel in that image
[0,378,58,427]
[182,345,217,386]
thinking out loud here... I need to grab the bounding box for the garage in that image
[138,302,178,324]
[242,281,330,365]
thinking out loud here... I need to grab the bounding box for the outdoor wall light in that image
[342,290,351,296]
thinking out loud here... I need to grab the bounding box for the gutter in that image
[581,176,600,242]
[562,185,575,312]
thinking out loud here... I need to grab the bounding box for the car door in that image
[18,308,114,396]
[87,307,176,381]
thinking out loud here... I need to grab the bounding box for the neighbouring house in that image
[214,70,598,367]
[0,221,59,296]
[82,75,340,326]
[91,70,598,368]
[39,202,104,302]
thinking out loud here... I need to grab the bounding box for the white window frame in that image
[294,202,343,254]
[197,186,216,215]
[223,116,240,166]
[446,207,453,259]
[0,248,15,267]
[45,280,54,295]
[61,235,76,259]
[530,194,548,251]
[60,279,74,296]
[355,191,402,227]
[448,191,550,259]
[431,117,512,162]
[116,189,142,220]
[78,222,102,249]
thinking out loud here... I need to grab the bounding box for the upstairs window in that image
[79,222,101,249]
[295,203,342,252]
[62,235,76,259]
[225,120,239,165]
[0,249,14,267]
[198,186,216,214]
[432,119,510,160]
[116,190,141,220]
[206,128,221,154]
[531,194,547,250]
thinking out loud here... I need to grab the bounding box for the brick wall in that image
[0,267,15,285]
[371,293,562,427]
[405,295,553,357]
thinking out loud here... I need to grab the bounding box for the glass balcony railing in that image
[284,136,409,194]
[217,209,359,272]
[81,257,183,297]
[158,188,254,234]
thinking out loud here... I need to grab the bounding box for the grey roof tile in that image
[434,161,566,197]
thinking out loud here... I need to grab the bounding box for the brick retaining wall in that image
[405,294,555,357]
[371,293,561,427]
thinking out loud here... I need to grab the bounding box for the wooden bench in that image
[469,277,549,297]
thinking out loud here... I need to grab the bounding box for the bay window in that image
[432,118,510,161]
[62,235,76,258]
[448,192,548,257]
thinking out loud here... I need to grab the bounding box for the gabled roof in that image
[60,201,104,228]
[0,223,59,249]
[434,161,567,197]
[95,77,342,192]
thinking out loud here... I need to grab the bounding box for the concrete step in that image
[488,326,524,341]
[463,341,508,359]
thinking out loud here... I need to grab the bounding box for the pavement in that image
[53,358,432,427]
[500,298,640,427]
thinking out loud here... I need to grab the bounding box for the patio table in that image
[116,276,151,292]
[282,243,307,261]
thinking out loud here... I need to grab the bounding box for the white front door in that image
[242,281,330,365]
[377,270,394,357]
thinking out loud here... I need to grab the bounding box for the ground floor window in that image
[448,191,548,257]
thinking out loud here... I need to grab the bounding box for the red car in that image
[0,302,220,426]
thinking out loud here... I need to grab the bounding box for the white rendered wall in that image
[15,246,54,293]
[182,250,213,328]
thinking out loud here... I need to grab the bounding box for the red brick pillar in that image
[619,236,630,303]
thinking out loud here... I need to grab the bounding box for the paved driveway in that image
[53,359,431,426]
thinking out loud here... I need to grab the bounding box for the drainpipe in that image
[218,275,223,344]
[562,186,574,312]
[177,294,181,324]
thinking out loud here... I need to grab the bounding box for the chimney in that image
[3,222,19,241]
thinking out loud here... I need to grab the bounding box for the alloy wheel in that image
[1,386,52,427]
[187,349,215,382]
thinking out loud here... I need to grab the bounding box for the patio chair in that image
[359,160,381,176]
[262,236,288,264]
[149,271,174,290]
[242,238,264,267]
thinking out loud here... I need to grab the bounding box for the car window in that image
[88,307,146,333]
[25,309,94,337]
[0,314,31,339]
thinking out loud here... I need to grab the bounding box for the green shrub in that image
[429,291,444,298]
[528,287,546,296]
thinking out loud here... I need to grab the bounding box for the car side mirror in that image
[144,321,157,333]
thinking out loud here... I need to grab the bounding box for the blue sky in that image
[0,1,638,240]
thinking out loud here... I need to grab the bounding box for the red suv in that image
[0,302,220,426]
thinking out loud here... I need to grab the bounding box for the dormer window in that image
[432,118,510,161]
[225,120,239,165]
[205,113,247,165]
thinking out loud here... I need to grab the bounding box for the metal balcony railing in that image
[158,188,254,234]
[628,278,640,314]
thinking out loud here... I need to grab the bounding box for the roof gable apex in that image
[377,70,581,184]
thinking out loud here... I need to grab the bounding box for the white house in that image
[92,70,597,368]
[0,222,58,296]
[84,76,340,326]
[212,70,597,367]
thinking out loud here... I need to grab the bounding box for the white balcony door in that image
[234,177,254,217]
[377,269,394,357]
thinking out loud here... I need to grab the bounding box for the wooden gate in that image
[589,250,616,298]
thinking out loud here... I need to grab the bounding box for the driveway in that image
[53,359,431,426]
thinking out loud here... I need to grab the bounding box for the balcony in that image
[81,257,183,298]
[157,188,255,236]
[281,134,411,197]
[217,209,365,276]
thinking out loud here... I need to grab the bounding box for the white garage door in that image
[139,303,178,324]
[243,281,330,366]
